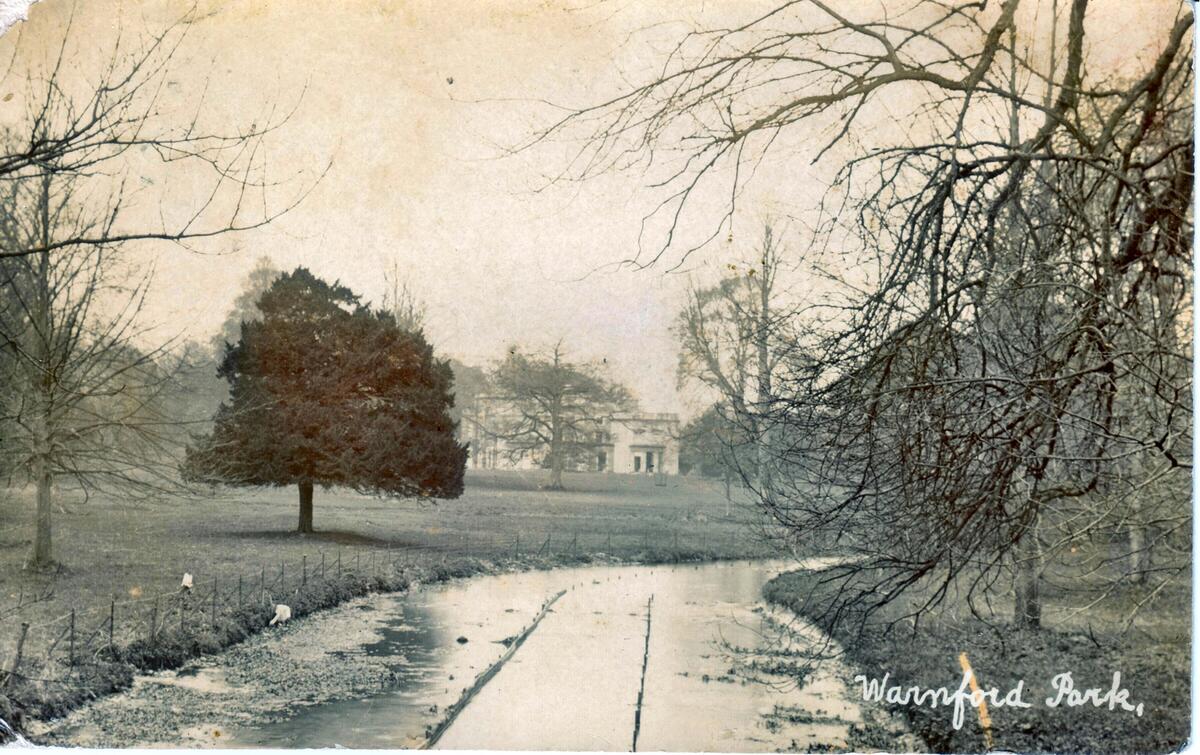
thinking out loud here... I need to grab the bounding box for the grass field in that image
[0,469,765,661]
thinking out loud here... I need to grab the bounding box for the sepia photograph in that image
[0,0,1192,752]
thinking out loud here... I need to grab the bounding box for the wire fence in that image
[0,527,771,692]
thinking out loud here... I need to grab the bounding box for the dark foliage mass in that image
[185,268,467,528]
[678,404,745,479]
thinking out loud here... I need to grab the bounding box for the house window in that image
[597,451,607,472]
[646,451,655,473]
[633,455,641,472]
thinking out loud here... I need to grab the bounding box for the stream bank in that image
[5,546,733,743]
[31,559,903,751]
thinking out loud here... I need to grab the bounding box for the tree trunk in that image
[1013,513,1042,628]
[1128,520,1147,585]
[28,456,53,569]
[297,481,314,533]
[549,451,564,490]
[27,212,55,569]
[1014,562,1041,628]
[754,226,774,493]
[548,413,564,490]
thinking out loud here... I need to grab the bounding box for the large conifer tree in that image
[185,268,466,532]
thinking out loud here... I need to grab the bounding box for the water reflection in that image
[236,559,860,751]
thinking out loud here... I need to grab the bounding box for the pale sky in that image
[0,0,1184,417]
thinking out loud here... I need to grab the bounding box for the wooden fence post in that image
[151,598,159,643]
[68,609,76,667]
[238,575,244,608]
[321,552,326,580]
[302,555,307,586]
[211,580,218,627]
[109,598,116,652]
[3,623,29,690]
[261,566,266,605]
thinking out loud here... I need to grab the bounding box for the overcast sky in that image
[0,0,1181,417]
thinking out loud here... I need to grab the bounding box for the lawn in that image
[0,469,766,667]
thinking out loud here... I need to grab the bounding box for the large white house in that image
[603,412,680,475]
[463,399,680,476]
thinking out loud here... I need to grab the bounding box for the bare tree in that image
[675,224,792,488]
[381,261,428,335]
[0,169,187,569]
[541,1,1192,631]
[0,13,316,568]
[211,256,282,358]
[485,342,632,489]
[0,9,316,261]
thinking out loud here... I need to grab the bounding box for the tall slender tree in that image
[675,224,790,489]
[0,169,184,569]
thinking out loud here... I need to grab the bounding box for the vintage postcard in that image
[0,0,1192,752]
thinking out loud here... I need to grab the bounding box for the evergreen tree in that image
[185,268,466,532]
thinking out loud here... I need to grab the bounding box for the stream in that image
[36,559,872,750]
